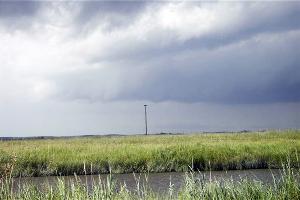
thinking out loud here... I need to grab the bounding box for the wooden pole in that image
[144,105,148,135]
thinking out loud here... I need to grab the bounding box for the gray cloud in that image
[121,31,300,104]
[76,1,147,24]
[86,36,299,101]
[86,2,300,61]
[0,1,41,30]
[0,1,300,136]
[1,2,300,105]
[0,1,40,17]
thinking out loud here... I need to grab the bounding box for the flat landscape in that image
[1,130,299,177]
[1,1,299,199]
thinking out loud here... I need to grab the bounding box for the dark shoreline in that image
[0,129,276,141]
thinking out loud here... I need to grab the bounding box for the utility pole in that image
[144,105,148,135]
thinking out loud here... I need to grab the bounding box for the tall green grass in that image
[1,130,300,177]
[1,163,300,199]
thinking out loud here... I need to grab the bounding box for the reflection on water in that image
[13,169,282,193]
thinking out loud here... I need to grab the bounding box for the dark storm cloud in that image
[73,2,300,104]
[74,1,148,33]
[0,1,41,29]
[117,29,300,104]
[58,29,300,104]
[76,1,147,21]
[87,2,300,63]
[1,1,300,105]
[0,1,39,17]
[126,64,300,104]
[1,1,300,136]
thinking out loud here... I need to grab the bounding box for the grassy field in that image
[0,130,300,177]
[1,164,300,199]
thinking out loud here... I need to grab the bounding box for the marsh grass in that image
[1,130,300,176]
[1,163,300,199]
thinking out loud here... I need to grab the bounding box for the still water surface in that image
[13,169,282,193]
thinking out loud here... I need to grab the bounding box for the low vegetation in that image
[1,163,300,199]
[0,130,300,177]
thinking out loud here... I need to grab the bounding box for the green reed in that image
[1,162,300,200]
[1,130,300,177]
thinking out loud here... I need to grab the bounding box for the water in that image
[13,169,282,193]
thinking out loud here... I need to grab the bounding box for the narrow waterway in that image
[13,169,283,193]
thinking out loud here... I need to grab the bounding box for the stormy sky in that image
[0,1,299,136]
